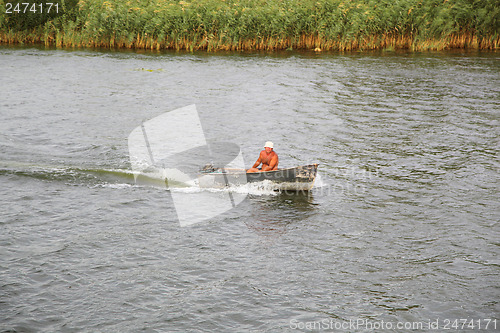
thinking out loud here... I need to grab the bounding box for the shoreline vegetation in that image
[1,0,499,52]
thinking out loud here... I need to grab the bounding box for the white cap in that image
[264,141,274,148]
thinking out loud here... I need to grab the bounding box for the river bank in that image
[1,0,499,51]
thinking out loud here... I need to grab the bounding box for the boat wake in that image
[0,160,136,187]
[0,160,279,195]
[172,179,279,196]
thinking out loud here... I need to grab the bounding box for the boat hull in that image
[198,164,318,191]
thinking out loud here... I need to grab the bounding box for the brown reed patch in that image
[2,31,499,52]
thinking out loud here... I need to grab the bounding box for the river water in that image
[0,46,499,332]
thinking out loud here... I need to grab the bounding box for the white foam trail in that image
[170,180,278,196]
[94,183,133,189]
[313,172,327,188]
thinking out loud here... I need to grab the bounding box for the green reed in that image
[1,0,499,51]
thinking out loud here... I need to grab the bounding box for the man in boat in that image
[247,141,278,173]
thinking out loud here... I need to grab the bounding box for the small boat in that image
[198,163,319,191]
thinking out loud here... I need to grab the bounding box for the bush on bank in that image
[0,0,499,51]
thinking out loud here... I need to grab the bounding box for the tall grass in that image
[1,0,499,51]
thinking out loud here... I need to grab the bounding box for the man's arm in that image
[252,156,262,169]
